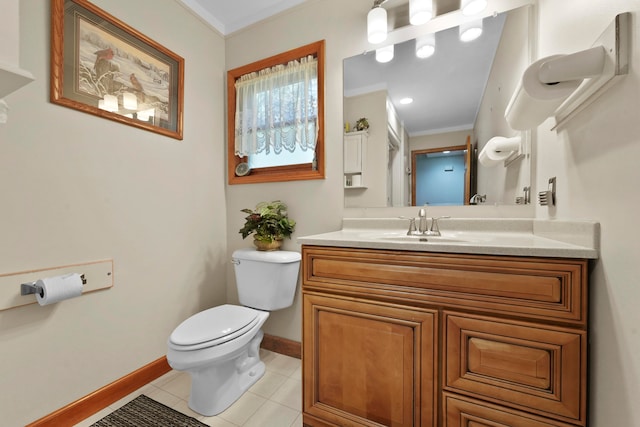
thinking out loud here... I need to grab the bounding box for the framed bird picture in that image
[50,0,184,140]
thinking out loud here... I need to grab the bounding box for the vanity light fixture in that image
[376,45,394,63]
[460,0,487,16]
[122,92,137,110]
[409,0,433,26]
[416,33,436,58]
[400,97,414,105]
[98,94,118,112]
[367,0,388,44]
[459,18,483,42]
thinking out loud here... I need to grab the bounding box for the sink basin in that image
[378,235,468,243]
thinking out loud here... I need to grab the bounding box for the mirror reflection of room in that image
[343,4,532,208]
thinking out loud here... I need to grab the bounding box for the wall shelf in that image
[0,62,35,98]
[344,131,368,190]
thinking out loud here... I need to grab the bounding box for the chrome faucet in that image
[418,208,428,233]
[469,194,486,205]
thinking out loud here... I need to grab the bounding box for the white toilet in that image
[166,248,301,416]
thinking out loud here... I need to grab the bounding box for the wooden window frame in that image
[227,40,325,185]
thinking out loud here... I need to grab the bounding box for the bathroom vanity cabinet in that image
[301,245,589,427]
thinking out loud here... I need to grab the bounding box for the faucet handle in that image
[399,216,417,235]
[429,216,451,234]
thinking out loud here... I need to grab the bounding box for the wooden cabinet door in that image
[344,133,364,173]
[303,292,437,427]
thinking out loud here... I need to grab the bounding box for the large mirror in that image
[343,3,532,208]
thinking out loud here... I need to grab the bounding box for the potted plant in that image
[355,117,369,131]
[239,200,296,251]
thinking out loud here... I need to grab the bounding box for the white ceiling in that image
[344,13,505,136]
[178,0,308,35]
[178,0,507,136]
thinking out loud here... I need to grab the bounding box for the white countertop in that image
[298,218,599,259]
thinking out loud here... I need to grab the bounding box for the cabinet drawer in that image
[444,313,586,425]
[302,247,587,325]
[443,393,577,427]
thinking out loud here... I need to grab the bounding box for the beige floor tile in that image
[162,371,192,399]
[243,401,298,427]
[217,391,266,426]
[75,350,302,427]
[151,369,181,388]
[270,378,302,411]
[146,387,183,408]
[265,353,300,377]
[249,370,288,398]
[108,384,159,410]
[259,349,277,364]
[290,364,302,380]
[72,407,113,427]
[291,413,303,427]
[171,399,203,419]
[198,414,240,426]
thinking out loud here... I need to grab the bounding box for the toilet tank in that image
[232,248,301,311]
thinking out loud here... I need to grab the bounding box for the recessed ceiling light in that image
[400,97,414,105]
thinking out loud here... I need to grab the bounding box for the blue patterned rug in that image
[91,394,207,427]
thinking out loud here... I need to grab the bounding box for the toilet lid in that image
[169,304,260,348]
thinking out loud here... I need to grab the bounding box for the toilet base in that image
[188,330,265,416]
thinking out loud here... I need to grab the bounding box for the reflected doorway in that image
[411,137,473,206]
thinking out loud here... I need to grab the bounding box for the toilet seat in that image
[169,304,261,351]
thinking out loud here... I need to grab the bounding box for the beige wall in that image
[344,90,389,207]
[0,1,226,425]
[535,1,640,425]
[224,0,373,341]
[3,0,639,425]
[410,129,473,152]
[226,1,640,426]
[475,5,531,205]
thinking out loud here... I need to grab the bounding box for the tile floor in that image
[74,349,302,427]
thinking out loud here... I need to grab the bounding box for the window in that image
[227,41,325,184]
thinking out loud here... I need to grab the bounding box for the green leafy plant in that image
[355,117,369,131]
[239,200,296,243]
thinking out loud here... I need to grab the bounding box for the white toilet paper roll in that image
[505,55,582,130]
[478,136,521,167]
[36,273,84,306]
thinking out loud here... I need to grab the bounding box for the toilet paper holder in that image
[20,274,86,297]
[505,12,630,131]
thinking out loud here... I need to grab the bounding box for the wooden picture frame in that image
[50,0,184,140]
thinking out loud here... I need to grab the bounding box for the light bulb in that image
[375,45,394,63]
[461,0,487,16]
[100,94,118,112]
[367,6,387,44]
[122,92,137,110]
[460,19,483,42]
[416,33,436,58]
[409,0,432,26]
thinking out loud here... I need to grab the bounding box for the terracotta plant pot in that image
[253,239,282,251]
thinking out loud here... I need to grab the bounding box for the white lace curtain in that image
[234,55,318,157]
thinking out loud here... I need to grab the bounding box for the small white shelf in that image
[0,62,35,98]
[344,131,368,190]
[344,185,368,189]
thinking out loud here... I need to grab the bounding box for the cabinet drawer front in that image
[444,313,586,425]
[443,393,577,427]
[302,247,587,325]
[303,293,437,427]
